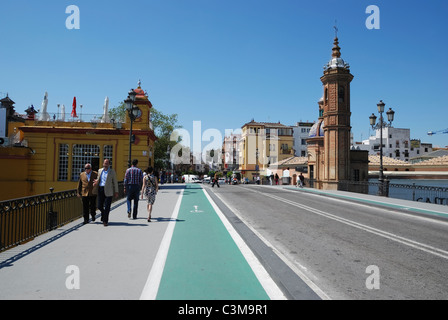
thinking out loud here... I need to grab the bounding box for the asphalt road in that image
[204,183,448,300]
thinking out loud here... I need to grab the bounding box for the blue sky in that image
[1,0,447,148]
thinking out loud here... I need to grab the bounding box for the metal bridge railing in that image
[0,182,125,252]
[307,180,448,206]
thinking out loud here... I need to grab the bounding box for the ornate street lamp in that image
[369,100,395,196]
[125,89,138,168]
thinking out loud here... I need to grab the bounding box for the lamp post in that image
[125,89,138,168]
[166,145,172,183]
[369,100,395,196]
[255,147,259,181]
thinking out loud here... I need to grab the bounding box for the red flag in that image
[71,97,78,118]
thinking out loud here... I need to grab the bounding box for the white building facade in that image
[359,127,432,162]
[292,122,314,157]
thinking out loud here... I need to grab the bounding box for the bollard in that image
[383,179,390,197]
[412,183,416,201]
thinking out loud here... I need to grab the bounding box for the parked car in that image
[203,176,211,184]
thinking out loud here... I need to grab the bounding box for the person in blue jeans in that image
[124,159,143,219]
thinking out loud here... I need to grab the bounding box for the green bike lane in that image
[150,184,281,300]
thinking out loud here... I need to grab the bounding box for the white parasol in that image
[101,96,110,123]
[60,104,66,121]
[38,92,51,121]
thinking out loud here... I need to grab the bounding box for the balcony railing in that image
[30,112,120,123]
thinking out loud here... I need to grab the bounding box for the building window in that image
[58,144,69,181]
[278,128,292,136]
[249,127,259,134]
[338,86,345,102]
[353,169,360,181]
[71,144,100,181]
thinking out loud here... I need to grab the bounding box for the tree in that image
[107,103,181,170]
[151,108,182,170]
[108,101,126,123]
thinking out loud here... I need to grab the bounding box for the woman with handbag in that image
[141,167,158,222]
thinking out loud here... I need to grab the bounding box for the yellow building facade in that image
[238,120,294,179]
[0,85,156,201]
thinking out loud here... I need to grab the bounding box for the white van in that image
[182,174,199,183]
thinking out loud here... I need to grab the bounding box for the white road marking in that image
[209,188,330,300]
[139,189,184,300]
[247,187,448,260]
[202,187,287,300]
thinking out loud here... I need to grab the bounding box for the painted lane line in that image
[246,187,448,261]
[210,189,330,300]
[279,185,448,219]
[280,186,448,228]
[202,187,287,300]
[139,189,184,300]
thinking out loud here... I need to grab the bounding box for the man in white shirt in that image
[94,159,119,226]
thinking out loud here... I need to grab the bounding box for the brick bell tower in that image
[320,36,353,188]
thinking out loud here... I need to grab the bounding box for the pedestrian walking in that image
[124,159,143,219]
[275,173,279,185]
[299,172,305,188]
[141,167,158,222]
[77,163,98,224]
[94,159,119,226]
[211,172,220,188]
